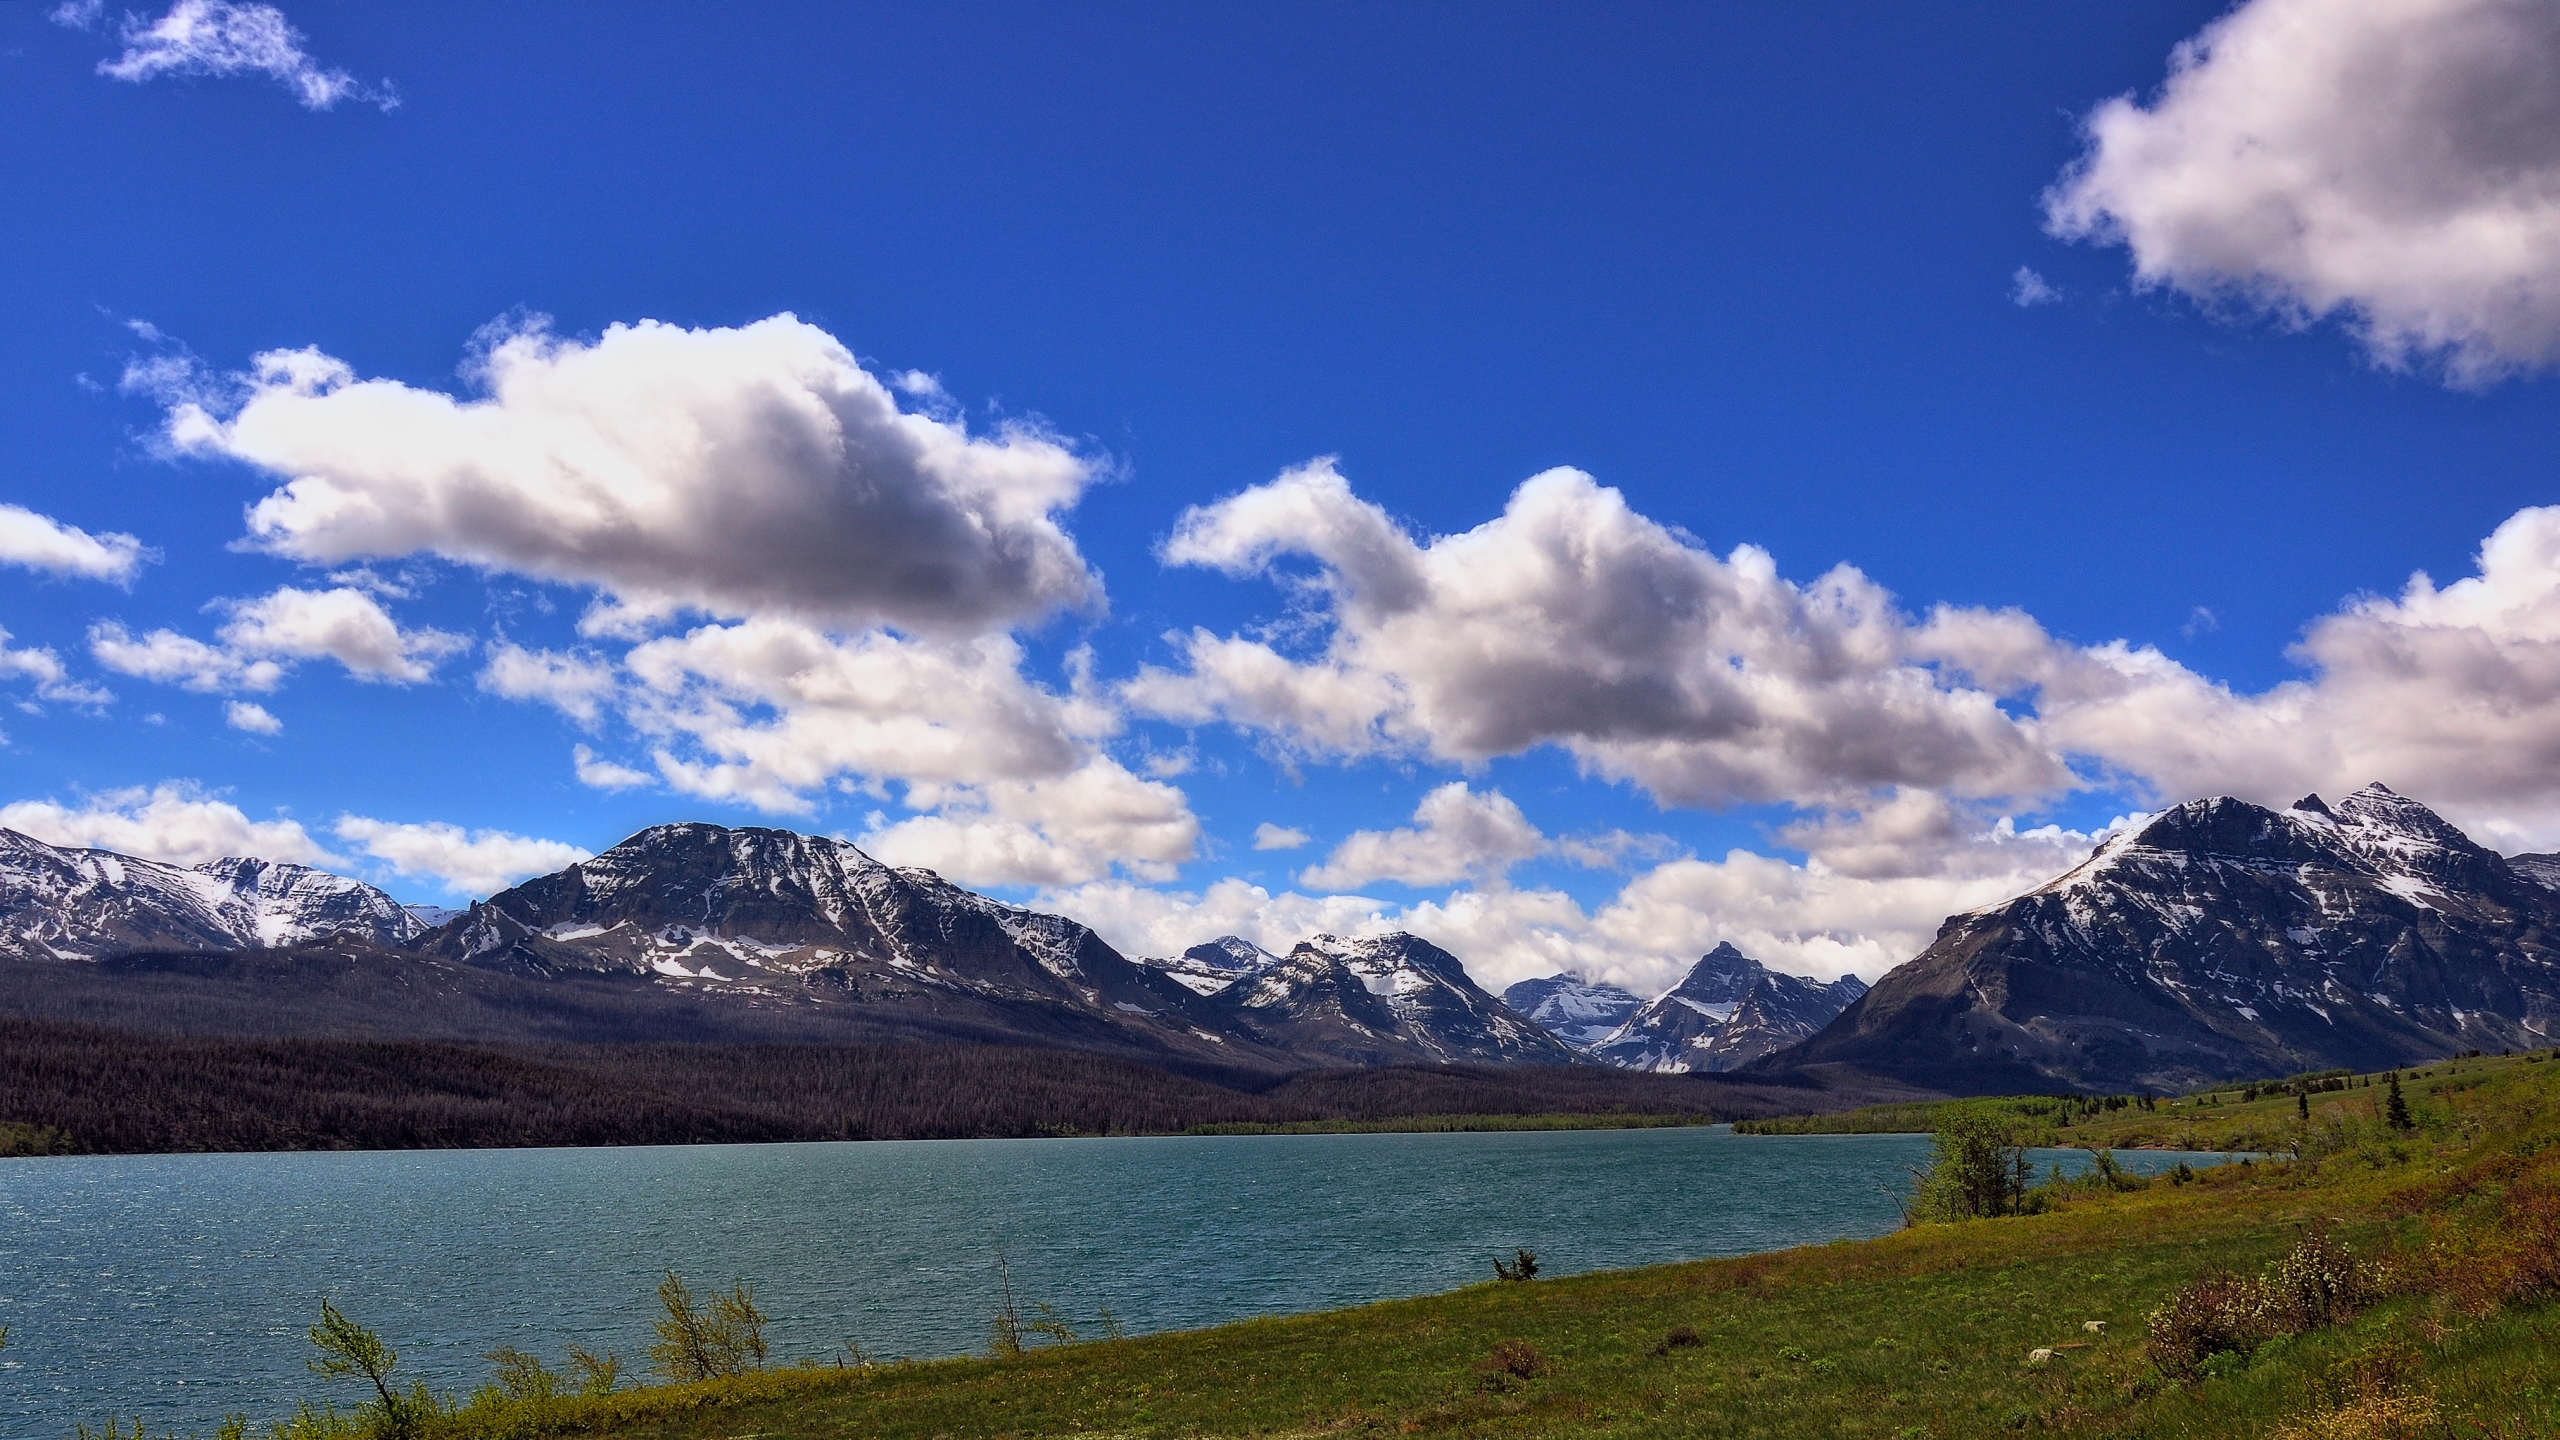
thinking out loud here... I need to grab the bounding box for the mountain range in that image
[2,780,2553,1099]
[0,822,1567,1076]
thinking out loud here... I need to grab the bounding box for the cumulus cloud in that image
[1130,461,2064,810]
[0,629,113,707]
[224,700,281,735]
[571,743,652,791]
[0,504,151,585]
[1299,782,1547,889]
[73,0,397,112]
[1251,822,1310,851]
[1975,504,2560,851]
[332,817,589,898]
[90,585,465,692]
[2046,0,2560,383]
[166,315,1101,636]
[0,782,335,866]
[472,617,1197,885]
[857,757,1201,886]
[479,642,616,725]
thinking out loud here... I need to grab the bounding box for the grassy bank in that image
[1735,1051,2546,1154]
[112,1047,2560,1439]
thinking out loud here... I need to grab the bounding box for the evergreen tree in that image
[2297,1090,2310,1121]
[2385,1072,2414,1131]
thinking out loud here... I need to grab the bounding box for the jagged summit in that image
[1587,943,1866,1073]
[1501,973,1643,1051]
[1778,785,2560,1094]
[0,829,418,960]
[1209,931,1575,1067]
[1143,935,1282,996]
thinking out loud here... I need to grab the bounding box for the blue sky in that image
[5,0,2559,994]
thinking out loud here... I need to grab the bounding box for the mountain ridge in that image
[1771,784,2560,1093]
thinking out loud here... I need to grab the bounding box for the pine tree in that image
[2385,1072,2413,1131]
[2297,1090,2310,1121]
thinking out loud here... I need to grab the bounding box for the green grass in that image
[129,1048,2560,1439]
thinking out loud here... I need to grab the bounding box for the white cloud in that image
[1299,782,1547,889]
[480,642,616,725]
[224,700,281,735]
[473,617,1196,886]
[85,1,396,112]
[218,586,466,682]
[2010,266,2061,307]
[2046,0,2560,383]
[571,744,652,791]
[0,782,336,866]
[0,505,151,585]
[1251,822,1310,851]
[1983,504,2560,851]
[858,757,1200,887]
[170,315,1102,636]
[332,816,589,898]
[1131,460,2064,810]
[0,629,113,707]
[90,585,463,693]
[88,623,282,693]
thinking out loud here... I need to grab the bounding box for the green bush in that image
[646,1271,768,1382]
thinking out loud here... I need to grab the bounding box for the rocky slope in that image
[0,830,418,960]
[1584,943,1866,1073]
[1777,784,2560,1094]
[1502,974,1644,1051]
[1209,932,1577,1066]
[1143,935,1282,996]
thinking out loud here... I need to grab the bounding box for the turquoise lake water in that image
[0,1129,2237,1435]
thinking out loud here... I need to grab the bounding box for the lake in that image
[0,1129,2236,1435]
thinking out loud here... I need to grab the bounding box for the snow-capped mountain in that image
[1781,784,2560,1094]
[1583,943,1866,1072]
[1209,932,1576,1066]
[0,830,420,960]
[1141,935,1282,996]
[1502,973,1644,1051]
[411,823,1290,1065]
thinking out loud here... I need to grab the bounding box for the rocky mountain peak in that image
[0,830,417,959]
[1501,972,1643,1052]
[1586,945,1866,1073]
[1208,930,1574,1067]
[1780,785,2560,1094]
[1668,941,1764,1004]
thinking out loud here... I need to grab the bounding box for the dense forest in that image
[0,1017,1889,1154]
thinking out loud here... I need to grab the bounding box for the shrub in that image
[1908,1110,2029,1222]
[647,1270,769,1381]
[1476,1339,1552,1390]
[1493,1247,1540,1282]
[2146,1226,2375,1382]
[307,1301,430,1440]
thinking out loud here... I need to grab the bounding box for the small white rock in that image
[2083,1320,2108,1334]
[2027,1348,2056,1365]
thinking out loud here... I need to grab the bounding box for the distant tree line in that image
[0,1018,1884,1154]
